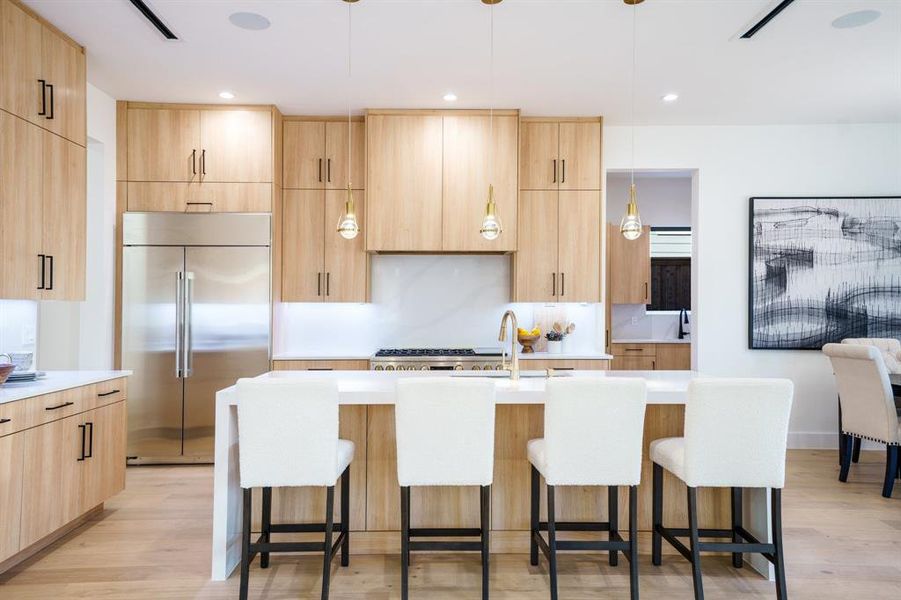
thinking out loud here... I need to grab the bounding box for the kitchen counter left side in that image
[0,371,131,573]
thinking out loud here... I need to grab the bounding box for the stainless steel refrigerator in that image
[122,213,271,464]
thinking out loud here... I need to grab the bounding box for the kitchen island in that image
[212,370,773,581]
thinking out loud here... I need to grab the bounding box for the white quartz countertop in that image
[612,339,691,344]
[217,369,698,406]
[272,355,373,361]
[519,352,613,360]
[0,370,132,405]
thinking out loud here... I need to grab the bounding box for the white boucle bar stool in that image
[527,377,648,600]
[236,378,354,600]
[395,378,497,600]
[650,378,793,600]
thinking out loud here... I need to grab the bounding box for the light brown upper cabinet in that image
[282,189,368,303]
[366,110,519,252]
[442,114,518,252]
[520,119,601,191]
[125,106,272,184]
[366,113,444,252]
[283,119,365,190]
[0,111,85,301]
[608,223,651,304]
[0,0,86,146]
[514,191,601,302]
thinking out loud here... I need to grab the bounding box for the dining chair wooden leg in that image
[839,434,854,482]
[628,485,639,600]
[651,463,663,566]
[687,487,704,600]
[481,485,491,600]
[239,488,252,600]
[883,446,899,498]
[771,488,788,600]
[530,466,539,566]
[608,485,619,567]
[547,484,559,600]
[260,487,272,569]
[321,486,335,600]
[852,438,862,464]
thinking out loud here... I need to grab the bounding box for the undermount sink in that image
[451,370,571,378]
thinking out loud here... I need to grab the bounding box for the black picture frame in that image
[748,195,901,350]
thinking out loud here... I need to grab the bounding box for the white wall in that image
[275,255,604,357]
[607,173,692,227]
[605,123,901,447]
[37,83,117,370]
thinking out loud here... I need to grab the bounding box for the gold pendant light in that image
[620,0,643,240]
[480,0,503,240]
[336,0,360,240]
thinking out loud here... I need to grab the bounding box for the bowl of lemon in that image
[516,327,541,353]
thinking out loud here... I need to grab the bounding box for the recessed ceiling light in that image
[229,12,271,31]
[661,93,679,103]
[831,10,881,29]
[219,91,235,100]
[443,92,458,102]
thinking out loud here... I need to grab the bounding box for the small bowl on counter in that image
[517,333,541,353]
[0,363,15,385]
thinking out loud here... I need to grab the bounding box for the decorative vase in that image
[546,340,562,354]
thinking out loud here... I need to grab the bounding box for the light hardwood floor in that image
[1,450,899,599]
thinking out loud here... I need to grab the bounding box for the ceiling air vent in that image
[741,0,796,39]
[128,0,178,40]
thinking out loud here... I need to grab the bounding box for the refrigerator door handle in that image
[184,272,195,377]
[175,272,185,378]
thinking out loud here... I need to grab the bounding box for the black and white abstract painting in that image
[749,196,901,350]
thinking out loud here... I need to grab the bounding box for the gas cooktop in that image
[374,348,501,358]
[371,348,505,371]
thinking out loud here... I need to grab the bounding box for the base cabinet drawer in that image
[272,360,370,371]
[522,359,610,371]
[611,355,657,371]
[0,432,25,562]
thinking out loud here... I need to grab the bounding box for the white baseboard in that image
[788,432,881,450]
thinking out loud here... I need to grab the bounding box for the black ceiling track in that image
[741,0,796,39]
[128,0,178,40]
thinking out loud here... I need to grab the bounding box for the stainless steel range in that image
[371,348,505,372]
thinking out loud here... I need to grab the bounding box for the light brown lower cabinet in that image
[610,343,691,371]
[522,359,609,371]
[0,380,127,568]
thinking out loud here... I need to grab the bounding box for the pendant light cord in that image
[630,2,636,189]
[347,1,352,187]
[489,4,494,187]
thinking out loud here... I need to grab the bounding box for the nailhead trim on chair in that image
[842,431,900,446]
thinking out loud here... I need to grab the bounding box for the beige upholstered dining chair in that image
[842,338,901,374]
[823,343,901,498]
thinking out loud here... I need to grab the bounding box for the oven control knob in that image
[386,365,395,371]
[472,365,481,371]
[406,365,415,371]
[495,364,503,370]
[420,365,429,371]
[374,365,383,371]
[454,364,464,371]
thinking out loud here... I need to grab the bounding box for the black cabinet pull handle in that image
[38,79,47,116]
[0,418,11,425]
[38,254,46,290]
[552,159,557,183]
[77,424,86,461]
[318,158,323,182]
[326,272,330,296]
[327,158,331,183]
[644,281,648,300]
[192,149,196,175]
[552,272,556,297]
[46,83,54,119]
[47,255,54,291]
[186,202,213,206]
[85,422,94,458]
[201,149,206,175]
[46,401,74,411]
[624,348,643,352]
[561,272,565,296]
[97,389,120,397]
[317,272,322,296]
[553,367,575,371]
[561,159,566,183]
[308,368,334,371]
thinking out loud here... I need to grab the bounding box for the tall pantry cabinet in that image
[0,0,86,301]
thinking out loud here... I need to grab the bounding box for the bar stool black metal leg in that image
[530,466,539,566]
[239,488,252,600]
[731,487,743,569]
[883,446,899,498]
[628,485,639,600]
[852,438,861,464]
[480,485,491,600]
[771,488,788,600]
[341,467,350,567]
[547,484,559,600]
[608,485,619,566]
[400,486,410,600]
[260,487,272,569]
[837,399,844,465]
[839,434,854,482]
[651,463,663,566]
[687,487,704,600]
[321,486,335,600]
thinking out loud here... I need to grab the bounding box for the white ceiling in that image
[25,0,901,125]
